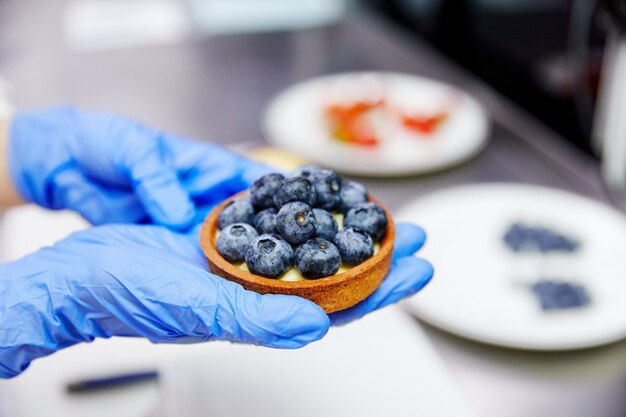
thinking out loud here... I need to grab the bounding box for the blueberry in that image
[294,238,341,279]
[290,164,322,179]
[339,180,368,213]
[313,208,338,241]
[218,198,255,229]
[274,176,317,208]
[532,280,591,310]
[245,234,294,278]
[503,224,526,252]
[344,202,387,241]
[250,173,285,209]
[503,223,580,253]
[334,227,374,266]
[253,208,278,235]
[309,169,342,210]
[276,202,317,245]
[216,223,258,263]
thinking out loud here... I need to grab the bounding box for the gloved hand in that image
[330,223,432,325]
[8,107,270,228]
[0,222,431,378]
[0,224,329,378]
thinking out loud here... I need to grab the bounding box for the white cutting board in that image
[155,306,473,417]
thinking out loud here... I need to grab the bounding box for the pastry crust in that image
[200,192,395,313]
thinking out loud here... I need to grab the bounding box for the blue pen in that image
[66,371,159,394]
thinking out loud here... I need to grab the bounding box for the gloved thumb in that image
[126,138,195,230]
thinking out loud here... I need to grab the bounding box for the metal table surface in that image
[1,2,625,416]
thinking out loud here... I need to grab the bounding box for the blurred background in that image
[0,1,626,417]
[369,0,606,153]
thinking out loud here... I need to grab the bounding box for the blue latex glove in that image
[8,107,270,228]
[330,223,432,325]
[0,222,431,378]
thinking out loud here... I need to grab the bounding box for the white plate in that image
[397,184,626,351]
[263,72,490,176]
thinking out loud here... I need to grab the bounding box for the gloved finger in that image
[126,136,196,230]
[393,223,427,260]
[185,158,272,204]
[164,136,272,203]
[110,224,208,267]
[51,166,147,224]
[329,256,434,326]
[192,203,220,225]
[201,281,330,348]
[110,263,331,348]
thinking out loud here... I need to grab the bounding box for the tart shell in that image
[200,192,395,313]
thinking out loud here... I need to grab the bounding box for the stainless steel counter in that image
[1,1,624,416]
